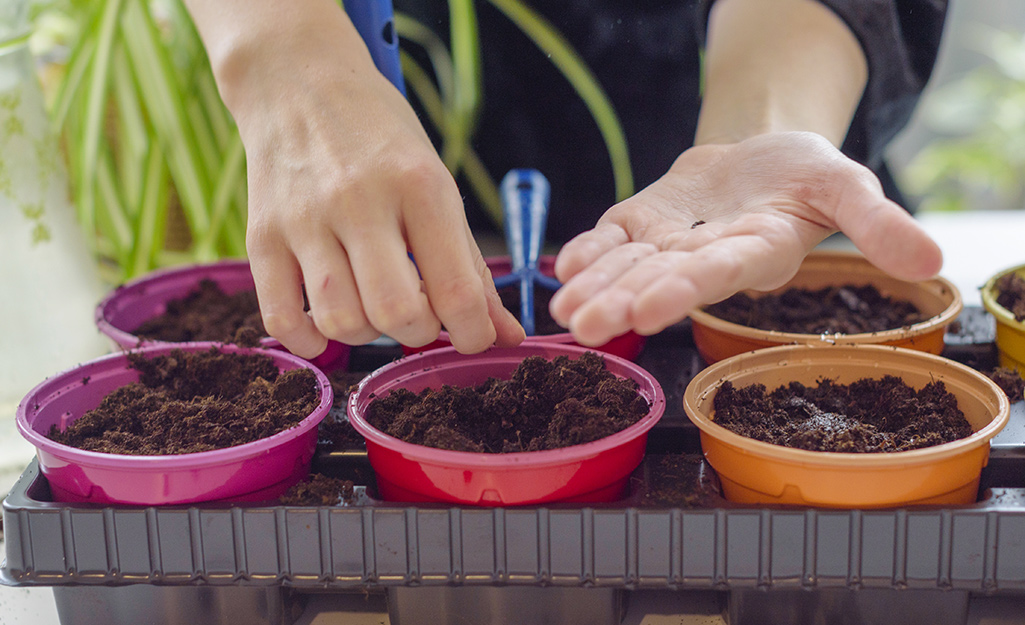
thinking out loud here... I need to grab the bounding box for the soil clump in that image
[988,367,1025,404]
[712,376,972,453]
[704,284,924,334]
[49,348,320,455]
[366,351,649,453]
[280,474,356,506]
[996,272,1025,322]
[640,454,720,507]
[133,279,266,343]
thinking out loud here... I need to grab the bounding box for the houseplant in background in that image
[901,27,1025,214]
[1,0,110,493]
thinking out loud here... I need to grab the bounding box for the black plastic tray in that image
[4,307,1025,597]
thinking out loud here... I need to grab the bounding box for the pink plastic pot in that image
[348,343,666,505]
[402,256,646,361]
[95,259,350,370]
[16,343,334,505]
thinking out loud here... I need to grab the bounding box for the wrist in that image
[187,0,376,116]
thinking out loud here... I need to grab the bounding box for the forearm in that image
[182,0,379,116]
[694,0,868,147]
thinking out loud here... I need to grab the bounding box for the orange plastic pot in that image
[682,344,1009,508]
[688,250,962,364]
[981,263,1025,376]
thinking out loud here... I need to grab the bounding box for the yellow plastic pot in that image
[689,250,962,364]
[981,263,1025,376]
[682,344,1009,508]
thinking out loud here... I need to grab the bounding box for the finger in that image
[335,183,442,348]
[629,236,800,335]
[475,240,526,348]
[549,242,658,326]
[816,163,943,280]
[554,222,630,283]
[404,178,503,354]
[248,242,329,359]
[293,234,381,345]
[346,231,441,348]
[837,198,943,281]
[463,225,525,348]
[566,251,695,344]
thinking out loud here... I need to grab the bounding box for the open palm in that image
[550,132,943,345]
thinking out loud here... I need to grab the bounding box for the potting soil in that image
[989,367,1025,404]
[279,474,356,506]
[712,376,973,453]
[320,369,369,451]
[365,351,649,453]
[133,278,267,343]
[996,272,1025,322]
[704,284,924,334]
[48,348,320,454]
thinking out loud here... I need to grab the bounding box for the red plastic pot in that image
[95,259,350,370]
[402,255,646,360]
[16,342,334,505]
[348,343,666,505]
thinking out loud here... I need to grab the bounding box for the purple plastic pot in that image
[348,343,666,505]
[95,259,350,370]
[16,343,333,505]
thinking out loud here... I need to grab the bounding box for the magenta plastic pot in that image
[348,343,666,505]
[95,259,349,370]
[16,342,334,505]
[402,255,647,360]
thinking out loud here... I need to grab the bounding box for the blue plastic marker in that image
[494,169,562,336]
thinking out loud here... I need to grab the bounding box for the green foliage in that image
[903,27,1025,213]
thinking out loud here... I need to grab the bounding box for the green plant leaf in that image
[120,0,211,238]
[485,0,633,201]
[127,143,170,277]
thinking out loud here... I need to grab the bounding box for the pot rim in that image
[981,262,1025,329]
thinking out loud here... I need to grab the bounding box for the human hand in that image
[549,132,943,346]
[188,0,523,358]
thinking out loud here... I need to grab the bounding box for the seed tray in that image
[3,307,1025,625]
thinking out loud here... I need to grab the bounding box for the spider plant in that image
[36,0,632,281]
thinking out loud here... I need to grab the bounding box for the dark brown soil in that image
[279,474,355,506]
[49,348,321,455]
[996,272,1025,322]
[988,367,1025,404]
[365,351,649,453]
[704,284,925,334]
[712,376,972,453]
[319,370,369,450]
[639,454,720,507]
[133,279,267,343]
[498,284,564,335]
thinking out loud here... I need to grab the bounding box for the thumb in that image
[824,166,942,281]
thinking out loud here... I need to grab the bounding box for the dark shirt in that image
[395,0,948,242]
